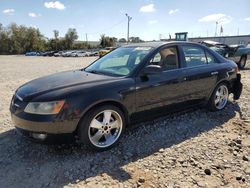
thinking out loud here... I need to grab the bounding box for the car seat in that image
[159,54,177,70]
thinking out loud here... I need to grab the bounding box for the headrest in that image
[165,54,176,65]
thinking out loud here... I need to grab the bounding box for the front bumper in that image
[233,73,243,100]
[11,114,78,134]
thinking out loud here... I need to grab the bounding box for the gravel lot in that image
[0,55,249,188]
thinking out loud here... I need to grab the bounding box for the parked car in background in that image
[99,47,116,57]
[89,51,99,56]
[85,51,91,57]
[25,51,40,56]
[201,40,250,69]
[62,51,74,57]
[69,51,88,57]
[70,51,82,57]
[41,51,49,56]
[54,51,63,57]
[41,51,58,57]
[11,42,242,151]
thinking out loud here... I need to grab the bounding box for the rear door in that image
[180,44,219,102]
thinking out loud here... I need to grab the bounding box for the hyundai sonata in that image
[10,42,242,151]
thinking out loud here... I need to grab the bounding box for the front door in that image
[135,46,186,113]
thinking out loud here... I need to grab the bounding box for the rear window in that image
[183,46,207,67]
[182,45,217,67]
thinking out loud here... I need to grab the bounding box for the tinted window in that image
[149,47,179,71]
[85,47,152,76]
[205,51,216,64]
[183,46,207,67]
[100,54,129,69]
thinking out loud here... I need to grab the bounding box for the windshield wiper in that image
[85,69,122,77]
[87,70,106,75]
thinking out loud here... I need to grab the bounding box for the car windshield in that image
[85,47,152,76]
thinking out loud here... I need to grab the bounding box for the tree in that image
[0,23,11,54]
[53,30,59,39]
[0,23,102,54]
[100,34,117,47]
[100,34,106,47]
[53,30,59,50]
[65,28,78,49]
[118,38,126,43]
[129,36,144,43]
[0,23,47,54]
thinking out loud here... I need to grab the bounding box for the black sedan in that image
[10,42,242,151]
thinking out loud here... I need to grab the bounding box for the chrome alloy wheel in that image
[88,110,123,148]
[214,85,229,110]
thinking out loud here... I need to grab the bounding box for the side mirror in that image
[143,65,162,75]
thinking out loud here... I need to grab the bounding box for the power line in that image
[87,19,126,35]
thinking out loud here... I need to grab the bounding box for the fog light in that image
[32,133,47,140]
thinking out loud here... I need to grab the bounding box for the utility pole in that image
[159,34,162,41]
[215,21,218,37]
[125,13,132,43]
[85,33,88,44]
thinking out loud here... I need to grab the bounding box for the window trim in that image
[147,45,180,72]
[182,44,210,68]
[205,50,218,64]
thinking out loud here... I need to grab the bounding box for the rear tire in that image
[207,83,229,111]
[238,56,246,69]
[78,105,125,151]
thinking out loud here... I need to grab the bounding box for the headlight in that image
[24,100,65,115]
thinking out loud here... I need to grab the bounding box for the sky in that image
[0,0,250,41]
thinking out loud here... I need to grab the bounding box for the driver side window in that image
[149,46,179,71]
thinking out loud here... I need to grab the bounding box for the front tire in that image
[207,83,229,111]
[78,105,125,151]
[238,56,247,69]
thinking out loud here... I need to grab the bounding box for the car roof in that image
[200,40,228,48]
[123,41,201,49]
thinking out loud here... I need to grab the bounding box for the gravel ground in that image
[0,55,249,188]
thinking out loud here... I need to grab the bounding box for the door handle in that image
[211,71,218,75]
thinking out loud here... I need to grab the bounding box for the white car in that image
[71,51,89,57]
[62,51,74,57]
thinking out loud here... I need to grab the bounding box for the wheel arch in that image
[74,100,130,134]
[207,79,231,101]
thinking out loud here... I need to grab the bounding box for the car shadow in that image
[242,67,250,70]
[0,102,241,187]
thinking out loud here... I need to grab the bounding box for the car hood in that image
[16,70,116,101]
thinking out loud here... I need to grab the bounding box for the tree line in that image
[0,23,144,55]
[0,23,87,54]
